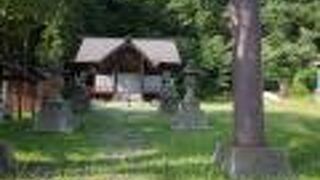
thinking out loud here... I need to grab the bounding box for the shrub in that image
[290,68,317,96]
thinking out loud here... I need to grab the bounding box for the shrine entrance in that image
[117,73,142,101]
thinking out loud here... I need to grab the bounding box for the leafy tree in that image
[0,0,62,64]
[262,0,320,96]
[1,0,319,98]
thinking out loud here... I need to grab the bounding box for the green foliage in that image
[290,79,310,97]
[1,0,320,97]
[262,0,320,95]
[0,0,62,65]
[198,35,232,97]
[290,68,317,96]
[37,0,80,65]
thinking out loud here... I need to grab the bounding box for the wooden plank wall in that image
[5,81,44,112]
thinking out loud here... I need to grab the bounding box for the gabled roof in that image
[74,38,182,66]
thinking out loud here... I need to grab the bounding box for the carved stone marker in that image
[171,66,208,130]
[35,75,75,133]
[159,72,179,114]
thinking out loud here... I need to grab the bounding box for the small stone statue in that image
[171,65,209,130]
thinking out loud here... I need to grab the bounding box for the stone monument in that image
[69,77,90,113]
[70,84,90,113]
[171,65,209,130]
[159,71,179,114]
[35,75,75,133]
[0,141,15,174]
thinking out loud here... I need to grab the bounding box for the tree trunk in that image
[232,0,265,147]
[18,81,23,121]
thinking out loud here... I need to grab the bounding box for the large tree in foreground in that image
[215,0,291,177]
[232,0,265,147]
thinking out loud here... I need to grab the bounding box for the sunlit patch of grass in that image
[0,99,319,179]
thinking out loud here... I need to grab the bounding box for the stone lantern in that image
[171,65,209,130]
[159,71,179,114]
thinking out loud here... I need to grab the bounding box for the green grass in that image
[0,100,319,180]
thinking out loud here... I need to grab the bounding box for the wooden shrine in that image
[69,37,182,101]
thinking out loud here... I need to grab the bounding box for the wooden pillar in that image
[140,59,145,94]
[17,80,23,121]
[0,80,4,121]
[31,82,37,121]
[114,61,119,95]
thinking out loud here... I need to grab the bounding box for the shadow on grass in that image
[0,105,319,179]
[265,112,320,177]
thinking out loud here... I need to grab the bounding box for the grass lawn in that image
[0,99,319,180]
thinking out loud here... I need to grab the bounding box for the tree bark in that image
[232,0,265,147]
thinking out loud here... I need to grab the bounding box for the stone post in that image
[214,0,290,177]
[171,65,208,130]
[35,75,75,133]
[159,71,178,114]
[69,81,90,113]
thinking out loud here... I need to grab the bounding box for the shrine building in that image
[71,37,182,101]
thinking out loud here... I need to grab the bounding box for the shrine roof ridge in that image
[74,37,182,66]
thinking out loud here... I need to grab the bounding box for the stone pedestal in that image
[159,95,178,115]
[35,97,75,133]
[70,84,90,113]
[0,142,15,174]
[214,144,291,178]
[171,91,208,130]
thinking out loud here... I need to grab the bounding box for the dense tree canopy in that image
[1,0,319,98]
